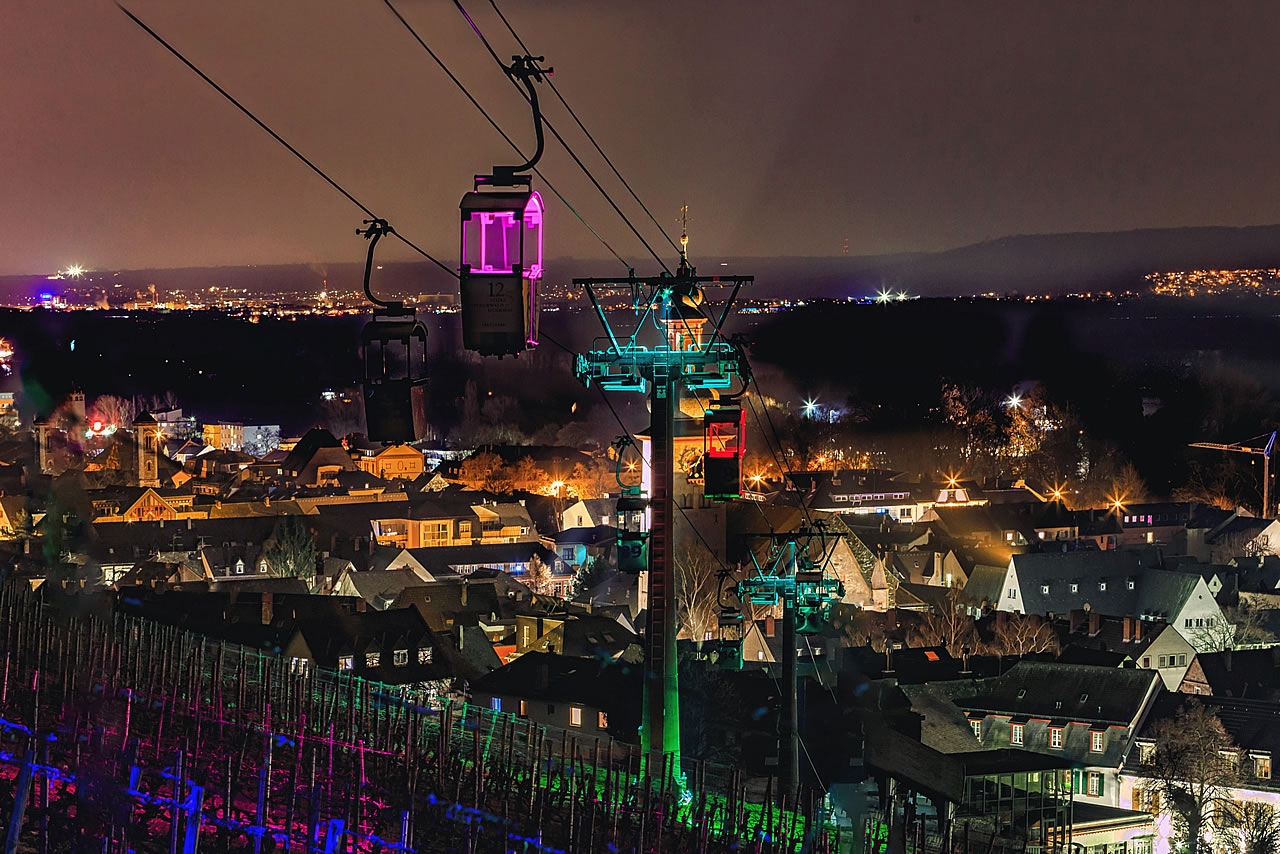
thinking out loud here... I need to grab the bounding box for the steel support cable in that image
[451,0,673,275]
[117,2,457,280]
[378,0,631,272]
[747,376,814,530]
[488,0,682,255]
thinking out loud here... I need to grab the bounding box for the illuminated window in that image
[570,706,583,727]
[418,647,433,664]
[365,651,380,668]
[1070,583,1078,593]
[1133,786,1160,815]
[1087,772,1102,796]
[598,711,608,729]
[1011,723,1024,745]
[519,700,528,716]
[1099,581,1107,591]
[1041,584,1050,594]
[1146,532,1154,544]
[393,649,408,666]
[1049,728,1063,749]
[339,655,353,671]
[970,719,983,740]
[491,697,501,712]
[1255,754,1272,779]
[1139,743,1155,764]
[1091,730,1105,753]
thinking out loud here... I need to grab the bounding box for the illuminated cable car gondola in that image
[458,183,543,356]
[458,55,549,358]
[612,435,649,573]
[704,404,745,501]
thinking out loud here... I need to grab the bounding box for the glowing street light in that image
[550,480,564,496]
[803,397,818,417]
[876,288,893,304]
[63,264,85,278]
[1006,393,1023,409]
[896,290,908,301]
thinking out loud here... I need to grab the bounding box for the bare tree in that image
[1231,801,1280,854]
[675,542,721,642]
[92,394,137,428]
[1148,701,1241,854]
[907,588,981,657]
[1194,601,1272,651]
[520,554,555,597]
[989,612,1060,656]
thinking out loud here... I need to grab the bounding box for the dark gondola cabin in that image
[703,405,745,500]
[459,180,544,357]
[616,492,649,573]
[362,309,428,443]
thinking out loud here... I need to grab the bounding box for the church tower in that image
[68,389,86,425]
[34,418,53,475]
[133,412,160,487]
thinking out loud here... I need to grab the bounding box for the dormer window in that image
[418,647,433,664]
[1139,742,1156,764]
[1041,584,1050,594]
[365,651,380,668]
[1253,753,1272,779]
[1070,583,1078,593]
[1127,578,1136,590]
[1099,581,1107,591]
[393,649,408,666]
[1079,693,1089,702]
[1091,730,1105,753]
[338,655,353,671]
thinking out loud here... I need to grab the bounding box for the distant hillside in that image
[8,224,1280,300]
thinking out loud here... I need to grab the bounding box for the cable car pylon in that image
[573,247,753,781]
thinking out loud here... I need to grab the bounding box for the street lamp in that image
[1006,393,1023,409]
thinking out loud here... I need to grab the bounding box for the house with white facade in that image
[904,661,1163,854]
[998,551,1230,652]
[1121,694,1280,854]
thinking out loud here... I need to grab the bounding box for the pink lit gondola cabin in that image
[459,183,544,357]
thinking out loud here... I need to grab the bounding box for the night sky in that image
[5,1,1280,275]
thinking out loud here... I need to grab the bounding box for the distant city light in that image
[1006,393,1023,409]
[896,290,908,301]
[63,265,84,278]
[875,288,893,304]
[803,397,818,416]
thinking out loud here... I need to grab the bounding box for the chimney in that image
[766,615,776,638]
[1225,648,1233,672]
[1134,618,1142,644]
[1122,616,1132,643]
[187,518,193,530]
[1088,611,1101,636]
[1069,609,1085,633]
[261,592,274,625]
[461,578,469,607]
